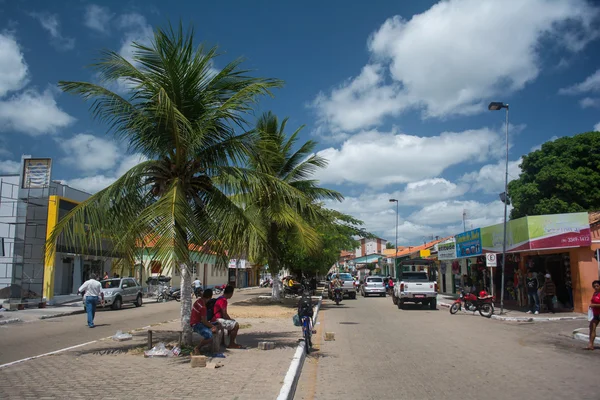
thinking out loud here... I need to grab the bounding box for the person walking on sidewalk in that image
[543,274,556,314]
[586,280,600,350]
[78,273,104,328]
[526,270,540,315]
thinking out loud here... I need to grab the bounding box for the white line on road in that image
[0,340,97,370]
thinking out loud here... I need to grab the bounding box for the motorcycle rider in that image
[192,277,203,298]
[331,274,343,300]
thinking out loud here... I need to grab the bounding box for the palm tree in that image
[240,111,343,297]
[45,25,306,345]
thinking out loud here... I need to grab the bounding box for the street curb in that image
[276,296,322,400]
[39,310,85,320]
[0,318,22,325]
[238,286,259,291]
[572,328,600,346]
[440,301,586,322]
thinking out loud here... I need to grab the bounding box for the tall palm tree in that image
[240,111,343,296]
[45,25,306,344]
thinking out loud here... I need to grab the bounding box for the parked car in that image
[361,276,386,297]
[84,277,143,311]
[392,272,437,309]
[327,273,357,299]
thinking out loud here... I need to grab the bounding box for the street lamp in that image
[488,101,509,315]
[389,199,399,277]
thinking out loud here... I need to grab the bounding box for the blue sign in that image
[455,228,482,258]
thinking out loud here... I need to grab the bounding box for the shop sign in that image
[481,217,529,253]
[420,249,431,258]
[22,158,52,188]
[455,228,482,258]
[228,259,247,269]
[527,212,591,249]
[437,238,457,260]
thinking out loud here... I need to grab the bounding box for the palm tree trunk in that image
[179,262,193,346]
[268,223,283,300]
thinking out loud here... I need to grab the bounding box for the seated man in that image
[190,288,218,354]
[211,285,244,349]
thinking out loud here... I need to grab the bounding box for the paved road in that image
[297,295,599,400]
[0,287,270,365]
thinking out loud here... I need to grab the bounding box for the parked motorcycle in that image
[156,286,181,302]
[213,284,227,295]
[333,287,343,305]
[283,284,304,297]
[193,285,204,298]
[449,289,494,318]
[260,279,272,288]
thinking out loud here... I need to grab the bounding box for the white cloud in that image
[59,134,121,172]
[579,97,600,108]
[461,158,522,194]
[313,0,599,134]
[0,88,75,135]
[315,127,502,187]
[0,160,20,174]
[559,69,600,95]
[0,33,29,97]
[84,4,114,34]
[594,122,600,132]
[65,152,148,194]
[66,175,117,194]
[31,13,75,51]
[116,13,153,62]
[327,190,505,244]
[408,200,505,226]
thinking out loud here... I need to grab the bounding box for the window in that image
[191,262,198,275]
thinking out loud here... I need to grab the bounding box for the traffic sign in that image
[485,253,497,267]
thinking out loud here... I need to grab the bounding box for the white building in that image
[354,237,387,258]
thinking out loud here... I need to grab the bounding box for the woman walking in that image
[586,280,600,350]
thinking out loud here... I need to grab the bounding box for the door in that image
[121,278,136,302]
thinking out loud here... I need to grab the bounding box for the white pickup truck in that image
[392,272,438,310]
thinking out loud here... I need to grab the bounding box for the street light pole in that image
[389,199,399,277]
[489,101,510,315]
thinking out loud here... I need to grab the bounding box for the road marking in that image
[0,340,97,369]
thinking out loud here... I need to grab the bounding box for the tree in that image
[239,111,343,297]
[508,132,600,219]
[45,25,299,345]
[386,241,395,249]
[281,207,365,277]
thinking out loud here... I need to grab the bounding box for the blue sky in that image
[1,0,599,244]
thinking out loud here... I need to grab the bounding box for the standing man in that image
[190,288,218,354]
[78,273,104,328]
[211,285,244,349]
[193,277,203,297]
[525,270,540,315]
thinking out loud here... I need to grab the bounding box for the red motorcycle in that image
[213,284,227,295]
[449,289,495,318]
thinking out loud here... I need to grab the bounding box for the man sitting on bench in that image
[190,288,218,354]
[211,285,244,349]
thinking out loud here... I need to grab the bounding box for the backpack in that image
[297,297,313,318]
[206,298,218,321]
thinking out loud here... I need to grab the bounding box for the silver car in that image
[84,277,143,311]
[361,276,386,297]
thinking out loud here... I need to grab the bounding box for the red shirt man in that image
[210,286,243,349]
[190,297,207,327]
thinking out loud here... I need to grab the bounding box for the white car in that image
[392,272,437,309]
[361,276,386,297]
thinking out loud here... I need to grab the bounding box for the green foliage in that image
[508,131,600,219]
[280,207,365,275]
[386,241,395,249]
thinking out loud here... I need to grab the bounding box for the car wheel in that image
[350,292,356,300]
[135,294,143,307]
[430,299,437,310]
[111,297,122,310]
[381,293,386,297]
[397,299,404,309]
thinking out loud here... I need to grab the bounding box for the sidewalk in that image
[0,286,266,324]
[0,288,302,400]
[437,294,586,322]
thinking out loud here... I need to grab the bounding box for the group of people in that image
[525,270,558,314]
[190,285,244,353]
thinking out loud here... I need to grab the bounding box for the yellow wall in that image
[43,195,60,300]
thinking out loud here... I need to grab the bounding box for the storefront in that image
[437,238,456,294]
[480,212,592,313]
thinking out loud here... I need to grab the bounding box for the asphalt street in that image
[297,294,598,400]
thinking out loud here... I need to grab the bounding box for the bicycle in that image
[301,315,312,354]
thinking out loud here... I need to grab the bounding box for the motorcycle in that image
[283,283,304,297]
[449,289,494,318]
[156,286,181,302]
[260,279,272,288]
[333,287,343,305]
[193,285,204,298]
[213,284,227,295]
